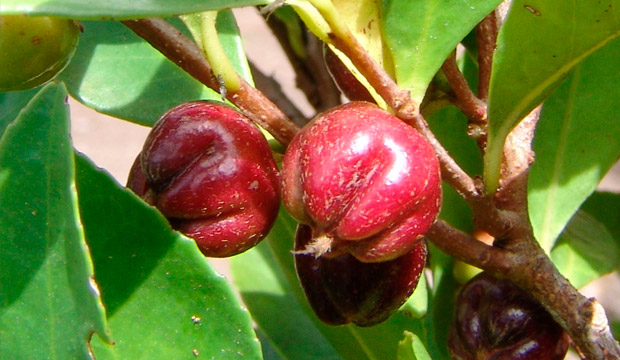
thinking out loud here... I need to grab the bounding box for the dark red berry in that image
[448,272,570,360]
[127,100,281,257]
[294,224,427,326]
[282,102,441,262]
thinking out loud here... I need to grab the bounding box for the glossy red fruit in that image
[324,46,375,103]
[294,224,427,326]
[282,102,441,262]
[127,100,281,257]
[448,272,570,360]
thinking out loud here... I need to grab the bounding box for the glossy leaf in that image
[397,331,432,360]
[419,244,456,360]
[0,83,109,359]
[232,208,437,360]
[61,18,245,126]
[73,154,262,360]
[381,0,503,102]
[527,37,620,253]
[231,240,342,360]
[0,0,271,20]
[551,211,620,290]
[335,0,392,72]
[485,0,620,192]
[0,88,41,138]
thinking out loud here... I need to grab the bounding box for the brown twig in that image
[122,18,299,146]
[495,106,540,214]
[505,237,620,360]
[476,11,499,101]
[325,10,620,359]
[427,220,509,274]
[441,51,487,124]
[249,61,308,126]
[329,33,480,203]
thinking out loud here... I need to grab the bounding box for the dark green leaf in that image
[551,211,620,289]
[231,240,342,360]
[61,20,219,126]
[0,0,271,20]
[427,105,480,233]
[527,37,620,252]
[74,154,262,360]
[485,0,620,191]
[381,0,503,102]
[0,83,109,359]
[0,87,41,139]
[419,244,456,360]
[612,321,620,340]
[581,192,620,245]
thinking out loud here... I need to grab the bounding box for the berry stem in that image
[122,18,299,146]
[327,33,480,203]
[441,51,487,125]
[475,10,499,101]
[440,51,488,150]
[197,11,242,92]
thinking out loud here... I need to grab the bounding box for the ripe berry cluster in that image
[125,63,569,357]
[128,99,440,325]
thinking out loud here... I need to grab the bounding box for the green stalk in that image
[199,11,241,92]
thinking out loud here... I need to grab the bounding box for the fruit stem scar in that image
[293,232,333,258]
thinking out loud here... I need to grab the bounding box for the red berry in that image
[127,100,281,257]
[282,102,441,262]
[448,272,570,360]
[294,224,427,326]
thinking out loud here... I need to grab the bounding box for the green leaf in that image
[581,192,620,245]
[74,154,262,360]
[0,0,271,20]
[485,0,620,192]
[381,0,503,102]
[231,240,342,360]
[0,88,41,139]
[427,105,481,233]
[232,208,435,360]
[527,37,620,253]
[0,83,109,359]
[61,20,219,127]
[397,331,432,360]
[418,245,456,360]
[551,211,620,289]
[400,274,428,319]
[612,321,620,340]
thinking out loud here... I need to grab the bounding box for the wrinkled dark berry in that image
[127,100,280,257]
[294,224,427,326]
[448,272,570,360]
